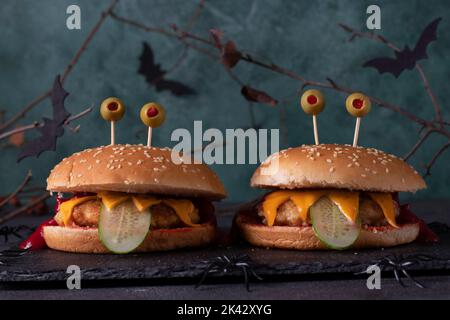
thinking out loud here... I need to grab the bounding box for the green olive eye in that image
[300,89,325,115]
[345,93,371,117]
[100,97,125,121]
[140,102,166,128]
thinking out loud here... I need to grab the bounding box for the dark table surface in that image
[1,200,450,300]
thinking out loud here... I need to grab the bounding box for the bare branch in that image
[184,0,206,32]
[0,106,93,141]
[403,129,436,161]
[338,23,400,51]
[0,193,49,225]
[424,143,450,177]
[0,170,32,209]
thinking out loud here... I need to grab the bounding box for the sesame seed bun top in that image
[251,144,426,193]
[46,144,226,200]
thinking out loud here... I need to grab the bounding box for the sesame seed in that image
[372,171,377,174]
[347,163,353,168]
[137,160,143,165]
[96,160,100,164]
[93,151,102,157]
[326,159,332,163]
[361,174,366,178]
[354,162,360,167]
[329,167,335,173]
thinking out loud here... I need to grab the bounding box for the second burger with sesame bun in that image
[44,144,226,253]
[235,144,435,250]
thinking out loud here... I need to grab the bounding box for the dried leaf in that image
[241,86,278,106]
[209,29,223,49]
[9,130,25,147]
[138,42,195,96]
[222,41,241,69]
[17,75,70,162]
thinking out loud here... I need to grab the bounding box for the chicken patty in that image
[258,195,399,227]
[55,200,200,229]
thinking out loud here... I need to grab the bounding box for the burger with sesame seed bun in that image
[42,144,226,254]
[235,144,437,250]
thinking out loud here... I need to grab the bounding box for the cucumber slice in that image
[310,197,361,250]
[99,200,151,254]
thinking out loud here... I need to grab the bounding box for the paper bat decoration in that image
[363,17,442,78]
[241,85,278,106]
[138,42,196,96]
[17,75,70,162]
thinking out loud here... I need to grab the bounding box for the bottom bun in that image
[43,222,216,253]
[235,211,419,250]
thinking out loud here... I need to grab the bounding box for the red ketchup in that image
[398,204,439,243]
[19,193,71,250]
[19,218,58,250]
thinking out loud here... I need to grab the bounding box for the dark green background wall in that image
[1,0,449,202]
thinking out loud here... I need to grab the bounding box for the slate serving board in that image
[1,202,449,283]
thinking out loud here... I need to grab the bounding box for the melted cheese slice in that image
[163,199,199,227]
[262,191,324,226]
[367,192,399,228]
[261,190,397,228]
[58,193,198,227]
[59,196,97,225]
[98,192,129,210]
[328,191,359,223]
[132,195,161,212]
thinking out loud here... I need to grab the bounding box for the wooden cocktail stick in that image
[312,114,319,145]
[353,117,361,147]
[110,121,115,145]
[147,127,153,147]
